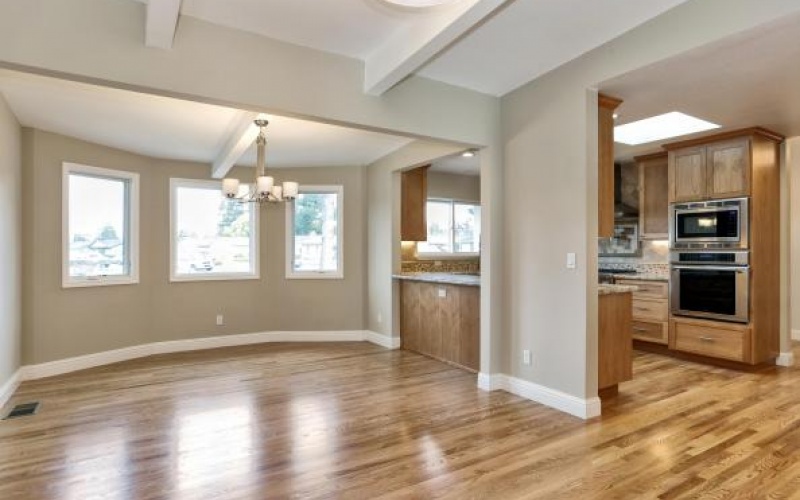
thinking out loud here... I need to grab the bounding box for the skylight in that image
[614,112,720,145]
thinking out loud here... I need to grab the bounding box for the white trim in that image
[62,162,140,288]
[16,330,394,382]
[169,178,260,282]
[776,352,795,367]
[476,373,601,420]
[792,329,800,341]
[363,331,401,349]
[285,185,344,279]
[0,369,22,409]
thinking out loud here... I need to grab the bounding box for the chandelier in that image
[221,119,299,204]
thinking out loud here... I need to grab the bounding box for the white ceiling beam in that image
[211,112,259,179]
[145,0,183,49]
[364,0,508,96]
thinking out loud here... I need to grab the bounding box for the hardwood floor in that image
[2,342,800,499]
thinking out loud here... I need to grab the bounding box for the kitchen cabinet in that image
[617,279,669,345]
[668,134,761,202]
[671,317,751,362]
[637,152,669,239]
[599,291,633,393]
[401,165,429,241]
[400,280,479,372]
[598,94,623,238]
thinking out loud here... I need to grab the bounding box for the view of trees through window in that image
[417,200,481,255]
[67,173,130,278]
[291,191,340,273]
[173,182,256,277]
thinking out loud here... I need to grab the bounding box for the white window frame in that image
[62,162,140,288]
[170,178,260,282]
[416,198,481,260]
[285,185,344,280]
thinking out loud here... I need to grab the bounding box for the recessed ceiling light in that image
[614,112,719,145]
[383,0,458,7]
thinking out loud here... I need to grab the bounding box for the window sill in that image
[415,253,480,261]
[286,272,344,280]
[63,277,139,288]
[169,273,261,283]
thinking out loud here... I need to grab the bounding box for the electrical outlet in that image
[216,314,224,326]
[438,288,447,298]
[523,349,531,365]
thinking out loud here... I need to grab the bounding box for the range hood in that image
[614,163,639,221]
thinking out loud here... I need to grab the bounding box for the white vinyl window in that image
[170,178,259,281]
[286,185,343,279]
[417,199,481,257]
[62,163,140,288]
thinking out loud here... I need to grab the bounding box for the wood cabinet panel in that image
[459,286,480,371]
[637,153,669,239]
[401,166,428,241]
[670,147,706,202]
[632,321,668,345]
[671,318,750,362]
[419,284,441,359]
[706,139,750,198]
[616,279,668,299]
[598,94,622,238]
[599,292,633,390]
[632,298,668,322]
[400,281,479,372]
[400,281,421,352]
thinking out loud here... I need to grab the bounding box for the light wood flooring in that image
[2,342,800,499]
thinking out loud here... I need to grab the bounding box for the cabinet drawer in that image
[632,298,668,321]
[672,320,750,362]
[632,321,668,344]
[617,279,668,299]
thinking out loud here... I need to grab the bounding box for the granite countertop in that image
[393,272,480,287]
[611,273,669,282]
[598,284,639,296]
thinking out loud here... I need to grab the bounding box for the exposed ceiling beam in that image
[363,0,508,96]
[211,112,259,179]
[145,0,183,49]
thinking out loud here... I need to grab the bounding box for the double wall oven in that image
[669,198,750,324]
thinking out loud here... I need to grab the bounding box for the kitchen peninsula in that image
[395,272,479,372]
[598,284,637,396]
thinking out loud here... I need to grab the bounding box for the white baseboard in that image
[792,329,800,341]
[776,352,795,367]
[477,372,600,420]
[0,369,22,409]
[18,330,396,383]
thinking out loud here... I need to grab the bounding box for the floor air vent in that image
[3,402,40,420]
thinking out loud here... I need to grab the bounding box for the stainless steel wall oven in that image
[670,251,749,323]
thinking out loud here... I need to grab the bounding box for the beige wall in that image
[427,172,480,202]
[501,0,800,400]
[788,138,800,339]
[22,129,367,365]
[0,93,21,387]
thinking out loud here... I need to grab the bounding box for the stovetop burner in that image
[598,268,636,274]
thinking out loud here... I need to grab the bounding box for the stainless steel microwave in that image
[669,197,748,249]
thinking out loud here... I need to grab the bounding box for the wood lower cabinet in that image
[400,280,479,372]
[599,292,633,391]
[670,317,751,363]
[616,279,669,345]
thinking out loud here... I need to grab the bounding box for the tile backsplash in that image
[401,260,480,273]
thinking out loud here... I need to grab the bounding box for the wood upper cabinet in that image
[706,138,750,199]
[668,136,753,202]
[637,152,669,239]
[598,94,622,238]
[401,165,429,241]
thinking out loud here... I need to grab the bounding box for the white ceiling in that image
[414,0,690,96]
[132,0,691,97]
[0,70,413,168]
[601,12,800,162]
[430,153,480,176]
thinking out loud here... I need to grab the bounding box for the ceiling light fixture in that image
[221,119,299,204]
[614,112,720,145]
[461,149,476,158]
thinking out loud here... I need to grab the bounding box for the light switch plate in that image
[566,252,577,269]
[523,349,531,365]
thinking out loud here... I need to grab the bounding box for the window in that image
[286,185,343,279]
[417,199,481,257]
[62,163,139,287]
[170,179,259,281]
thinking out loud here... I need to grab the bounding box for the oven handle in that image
[671,265,749,272]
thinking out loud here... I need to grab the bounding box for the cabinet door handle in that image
[699,336,715,342]
[633,327,649,333]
